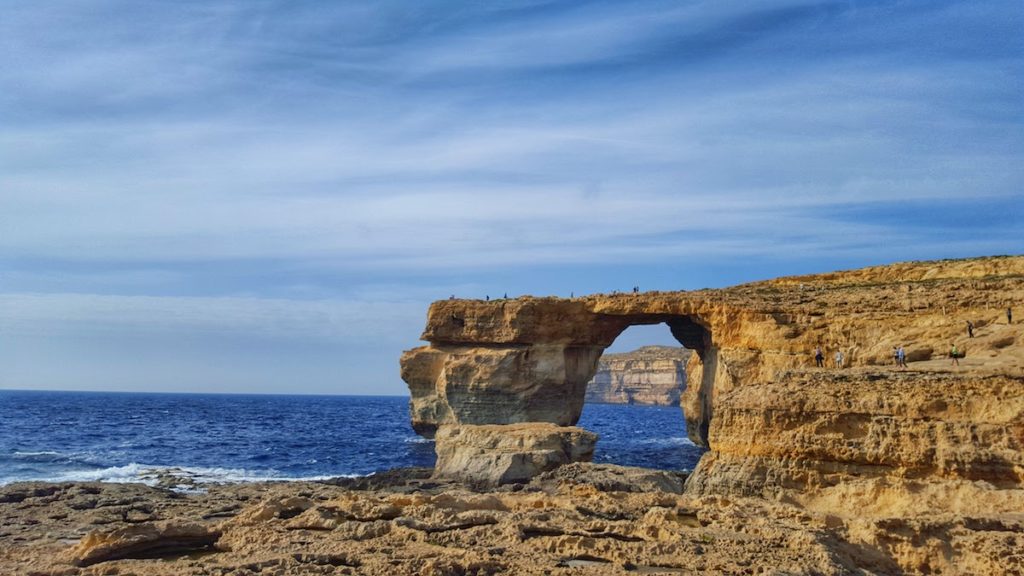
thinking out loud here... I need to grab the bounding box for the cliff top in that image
[598,345,691,364]
[421,255,1023,372]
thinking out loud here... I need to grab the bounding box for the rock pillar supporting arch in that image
[666,316,716,447]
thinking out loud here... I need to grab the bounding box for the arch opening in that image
[576,316,712,472]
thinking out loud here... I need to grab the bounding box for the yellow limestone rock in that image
[586,345,690,406]
[433,423,597,486]
[69,520,220,567]
[402,255,1024,504]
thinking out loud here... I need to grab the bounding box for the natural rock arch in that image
[402,257,1024,520]
[400,297,736,449]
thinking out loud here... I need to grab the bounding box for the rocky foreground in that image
[8,462,1017,576]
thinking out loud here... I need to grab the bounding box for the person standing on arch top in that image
[814,346,824,368]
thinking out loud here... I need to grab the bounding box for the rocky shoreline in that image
[9,461,1007,576]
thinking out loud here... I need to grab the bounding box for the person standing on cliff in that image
[967,321,974,338]
[950,343,960,367]
[834,350,844,369]
[897,345,907,369]
[814,346,824,368]
[1009,307,1013,324]
[893,346,900,366]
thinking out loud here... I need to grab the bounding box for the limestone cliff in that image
[585,345,689,405]
[401,255,1024,523]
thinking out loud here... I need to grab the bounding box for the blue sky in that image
[1,0,1022,395]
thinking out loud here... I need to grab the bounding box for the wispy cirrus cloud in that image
[1,0,1021,392]
[0,292,421,343]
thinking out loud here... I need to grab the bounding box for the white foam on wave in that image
[52,463,158,485]
[637,436,697,447]
[403,437,434,444]
[0,463,363,488]
[12,450,64,458]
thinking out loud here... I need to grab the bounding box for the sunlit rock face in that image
[402,256,1024,506]
[401,298,725,444]
[432,423,597,487]
[585,346,690,406]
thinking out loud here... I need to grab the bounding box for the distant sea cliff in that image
[585,345,690,406]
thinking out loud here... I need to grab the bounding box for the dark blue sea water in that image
[0,391,704,486]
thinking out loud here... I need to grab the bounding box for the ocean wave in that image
[1,463,361,488]
[50,463,158,484]
[636,436,696,447]
[12,450,64,458]
[7,450,116,469]
[403,437,434,444]
[56,464,359,484]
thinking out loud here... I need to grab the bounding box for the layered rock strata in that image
[401,256,1024,508]
[400,300,719,440]
[433,423,597,486]
[687,370,1024,500]
[3,467,1021,575]
[585,345,690,405]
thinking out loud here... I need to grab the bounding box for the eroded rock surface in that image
[585,345,690,406]
[433,423,597,486]
[8,466,1018,575]
[69,520,221,567]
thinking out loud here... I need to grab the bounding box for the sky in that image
[1,0,1022,395]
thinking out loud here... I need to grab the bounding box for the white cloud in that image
[0,292,423,345]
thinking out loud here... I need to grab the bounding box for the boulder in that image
[69,520,221,566]
[433,423,597,486]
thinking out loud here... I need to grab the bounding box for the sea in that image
[0,390,705,487]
